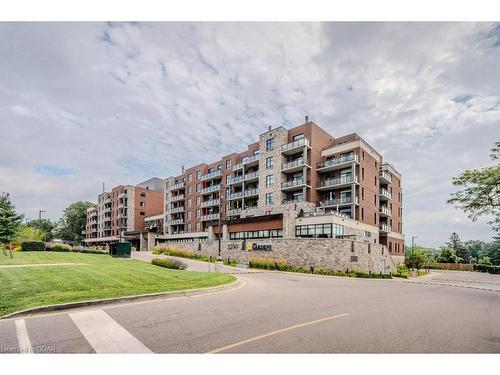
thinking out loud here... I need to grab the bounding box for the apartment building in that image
[84,178,164,249]
[158,119,405,258]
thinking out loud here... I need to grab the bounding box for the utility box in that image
[110,242,132,258]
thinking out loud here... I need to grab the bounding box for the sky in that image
[0,22,499,248]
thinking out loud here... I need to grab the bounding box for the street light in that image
[411,236,418,274]
[39,210,46,242]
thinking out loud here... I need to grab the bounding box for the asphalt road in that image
[1,256,499,353]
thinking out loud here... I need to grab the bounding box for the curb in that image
[1,276,241,320]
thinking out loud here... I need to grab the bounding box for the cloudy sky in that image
[0,22,499,247]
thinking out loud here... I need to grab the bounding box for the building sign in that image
[226,243,240,251]
[246,242,272,251]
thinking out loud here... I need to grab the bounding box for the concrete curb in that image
[1,276,241,320]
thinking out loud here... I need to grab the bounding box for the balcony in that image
[320,196,359,207]
[244,171,259,182]
[380,170,392,184]
[379,206,392,217]
[379,224,391,233]
[379,188,392,201]
[317,175,359,191]
[169,181,185,190]
[102,206,111,213]
[227,208,242,216]
[281,178,309,191]
[118,193,127,199]
[281,138,310,155]
[117,202,127,209]
[281,157,310,173]
[242,154,259,166]
[232,162,243,171]
[168,206,185,213]
[201,199,220,208]
[317,154,359,173]
[103,216,112,222]
[228,175,244,185]
[200,184,221,195]
[227,188,259,200]
[117,212,127,219]
[168,194,185,202]
[283,197,305,205]
[200,170,222,181]
[201,213,220,221]
[167,219,185,225]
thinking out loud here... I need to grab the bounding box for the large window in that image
[226,160,232,170]
[295,223,344,238]
[265,193,273,205]
[266,174,274,187]
[266,156,273,169]
[266,138,274,151]
[229,229,283,240]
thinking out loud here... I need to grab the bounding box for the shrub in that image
[46,243,72,252]
[151,258,186,270]
[21,241,45,251]
[474,264,500,274]
[249,256,288,270]
[152,247,164,255]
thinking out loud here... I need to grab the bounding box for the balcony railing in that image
[318,175,358,189]
[232,162,243,171]
[281,178,307,189]
[320,196,359,206]
[379,188,392,200]
[379,224,391,232]
[283,197,305,204]
[317,154,359,170]
[168,194,185,202]
[118,193,127,199]
[168,206,185,213]
[200,170,222,181]
[281,157,308,171]
[281,138,310,153]
[228,175,244,185]
[242,154,259,165]
[201,213,220,221]
[169,181,185,190]
[380,171,392,184]
[228,188,259,200]
[201,199,220,208]
[380,206,392,216]
[167,219,185,225]
[227,208,242,216]
[244,171,259,181]
[200,184,221,194]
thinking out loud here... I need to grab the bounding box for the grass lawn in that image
[0,252,236,317]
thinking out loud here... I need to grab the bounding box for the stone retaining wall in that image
[155,237,397,274]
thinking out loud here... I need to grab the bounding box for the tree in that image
[405,247,427,270]
[448,141,500,234]
[0,193,24,249]
[437,246,460,263]
[13,225,46,244]
[54,201,93,244]
[483,239,500,266]
[478,256,492,265]
[25,218,56,241]
[464,240,485,262]
[446,232,469,263]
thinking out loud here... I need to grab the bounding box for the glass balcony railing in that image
[281,138,310,152]
[317,154,359,169]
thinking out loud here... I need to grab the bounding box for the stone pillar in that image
[147,232,157,251]
[208,226,214,240]
[222,224,229,240]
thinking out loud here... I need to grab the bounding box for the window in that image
[361,187,364,200]
[187,199,191,207]
[140,211,145,216]
[374,212,377,224]
[374,176,377,186]
[266,174,274,187]
[140,202,145,207]
[196,209,201,218]
[196,184,201,193]
[295,224,344,238]
[266,138,274,151]
[188,174,192,182]
[196,196,201,205]
[140,192,146,197]
[226,175,231,184]
[374,194,377,205]
[226,160,232,170]
[265,193,273,205]
[362,151,365,160]
[361,167,364,180]
[187,224,191,232]
[266,156,273,169]
[361,207,364,221]
[187,186,192,195]
[187,211,192,220]
[196,222,201,231]
[229,229,283,240]
[217,165,222,171]
[196,170,201,180]
[292,133,304,141]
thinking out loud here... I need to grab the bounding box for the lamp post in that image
[411,236,418,275]
[39,210,46,242]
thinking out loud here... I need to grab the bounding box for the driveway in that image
[1,258,499,353]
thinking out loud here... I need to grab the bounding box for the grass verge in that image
[0,252,235,317]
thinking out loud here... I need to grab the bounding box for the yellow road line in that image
[207,312,349,354]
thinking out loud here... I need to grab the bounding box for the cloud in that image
[34,165,75,176]
[0,22,499,247]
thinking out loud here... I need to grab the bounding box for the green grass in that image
[0,252,236,317]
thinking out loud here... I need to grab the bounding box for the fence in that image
[423,262,474,271]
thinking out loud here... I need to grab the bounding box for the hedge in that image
[151,258,187,270]
[21,241,45,251]
[474,264,500,274]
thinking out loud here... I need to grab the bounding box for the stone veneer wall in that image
[155,237,397,274]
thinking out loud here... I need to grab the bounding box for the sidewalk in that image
[131,251,261,274]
